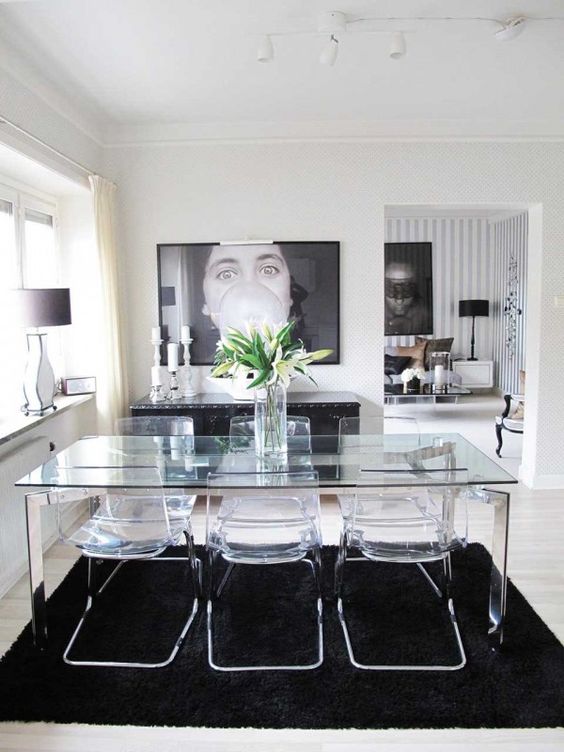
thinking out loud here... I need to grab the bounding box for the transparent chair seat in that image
[115,416,197,520]
[209,496,319,564]
[339,487,466,563]
[61,486,189,559]
[69,515,187,559]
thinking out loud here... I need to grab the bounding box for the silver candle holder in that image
[168,369,181,400]
[180,336,197,399]
[149,335,166,402]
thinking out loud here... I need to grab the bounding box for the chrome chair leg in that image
[337,549,466,672]
[216,561,235,598]
[63,550,200,669]
[207,552,324,672]
[334,528,348,598]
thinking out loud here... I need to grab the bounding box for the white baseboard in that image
[519,464,564,489]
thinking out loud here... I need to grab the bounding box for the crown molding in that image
[104,118,564,147]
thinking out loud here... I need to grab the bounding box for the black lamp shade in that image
[459,299,489,318]
[14,288,72,328]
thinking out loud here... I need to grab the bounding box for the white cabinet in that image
[452,360,494,388]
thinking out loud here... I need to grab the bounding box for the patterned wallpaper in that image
[384,216,494,360]
[104,141,564,483]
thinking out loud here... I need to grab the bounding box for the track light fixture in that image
[255,12,560,65]
[494,16,527,41]
[257,34,274,62]
[389,31,406,59]
[320,34,339,66]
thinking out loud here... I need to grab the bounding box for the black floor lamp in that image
[459,299,489,361]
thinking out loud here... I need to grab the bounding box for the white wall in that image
[0,397,97,596]
[104,141,564,487]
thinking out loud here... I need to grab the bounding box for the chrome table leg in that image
[25,491,49,649]
[485,489,510,649]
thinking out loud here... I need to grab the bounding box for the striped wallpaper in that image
[491,212,528,394]
[384,214,528,392]
[385,217,495,360]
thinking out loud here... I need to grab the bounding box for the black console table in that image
[130,391,360,436]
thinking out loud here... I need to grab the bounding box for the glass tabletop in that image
[16,433,516,489]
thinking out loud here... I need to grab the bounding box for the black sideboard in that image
[130,391,360,436]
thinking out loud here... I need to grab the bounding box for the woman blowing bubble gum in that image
[202,244,294,336]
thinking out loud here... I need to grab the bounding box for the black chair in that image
[495,393,524,457]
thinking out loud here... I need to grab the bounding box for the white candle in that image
[181,325,191,341]
[151,365,162,386]
[151,326,161,341]
[434,364,445,386]
[167,342,179,371]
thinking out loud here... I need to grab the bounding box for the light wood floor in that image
[1,396,562,750]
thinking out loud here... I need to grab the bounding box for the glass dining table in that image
[16,431,516,651]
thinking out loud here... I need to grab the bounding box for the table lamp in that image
[458,299,489,361]
[14,288,72,416]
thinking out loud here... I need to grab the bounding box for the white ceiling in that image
[0,0,563,143]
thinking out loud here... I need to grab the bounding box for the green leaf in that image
[249,369,270,389]
[238,354,262,369]
[211,361,233,377]
[253,330,269,367]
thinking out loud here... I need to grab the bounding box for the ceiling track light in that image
[320,34,339,66]
[389,31,406,59]
[494,16,527,41]
[318,11,347,34]
[255,11,557,64]
[257,34,274,62]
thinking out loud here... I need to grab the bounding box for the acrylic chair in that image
[338,415,420,455]
[206,470,323,671]
[53,465,200,668]
[335,464,468,671]
[115,416,196,521]
[229,414,312,453]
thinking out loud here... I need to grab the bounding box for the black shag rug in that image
[0,544,563,729]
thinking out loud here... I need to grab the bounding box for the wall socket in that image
[554,296,564,308]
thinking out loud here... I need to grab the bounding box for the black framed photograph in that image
[384,242,433,336]
[157,241,340,365]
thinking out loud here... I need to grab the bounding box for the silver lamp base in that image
[22,332,57,417]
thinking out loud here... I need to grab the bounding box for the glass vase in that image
[254,381,287,457]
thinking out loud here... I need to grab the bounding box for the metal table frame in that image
[19,434,514,653]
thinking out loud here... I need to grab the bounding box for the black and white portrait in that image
[158,241,340,364]
[384,242,433,336]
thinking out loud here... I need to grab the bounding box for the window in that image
[0,181,59,418]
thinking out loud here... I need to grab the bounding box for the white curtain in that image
[89,175,128,433]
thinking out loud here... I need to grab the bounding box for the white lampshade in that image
[257,35,274,62]
[320,35,339,66]
[389,31,406,59]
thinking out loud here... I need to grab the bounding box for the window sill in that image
[0,393,95,448]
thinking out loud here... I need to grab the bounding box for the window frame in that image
[0,178,59,288]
